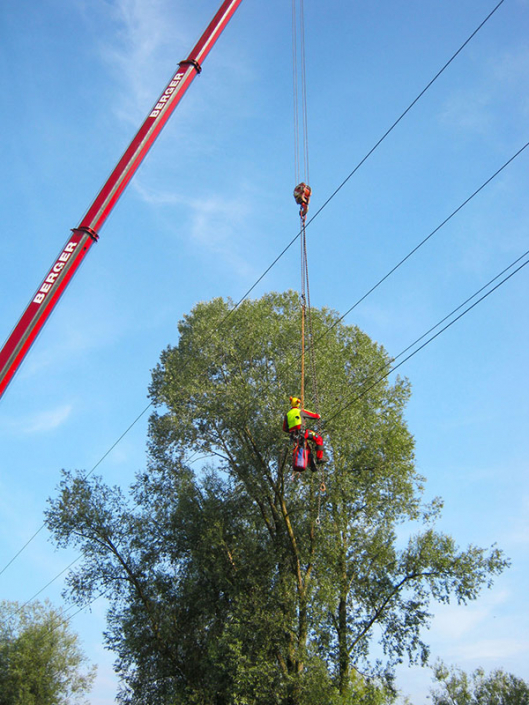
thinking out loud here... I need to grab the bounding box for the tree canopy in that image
[0,599,96,705]
[45,291,508,704]
[430,662,529,705]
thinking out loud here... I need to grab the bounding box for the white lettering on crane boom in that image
[32,241,79,305]
[149,72,185,118]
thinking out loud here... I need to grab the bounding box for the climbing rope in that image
[291,0,326,523]
[292,0,311,412]
[303,226,326,523]
[303,230,320,415]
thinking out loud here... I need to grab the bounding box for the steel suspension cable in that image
[299,0,310,185]
[291,0,325,511]
[302,227,326,516]
[301,220,306,407]
[292,0,300,185]
[292,0,312,409]
[292,0,310,185]
[303,231,320,415]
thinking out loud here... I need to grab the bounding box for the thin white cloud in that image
[190,194,249,245]
[453,636,529,662]
[15,308,123,382]
[188,193,257,279]
[1,404,74,436]
[492,46,529,98]
[439,45,529,137]
[133,181,256,279]
[98,0,189,124]
[432,589,510,641]
[132,182,187,206]
[439,90,493,136]
[23,404,74,434]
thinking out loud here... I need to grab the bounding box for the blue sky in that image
[1,0,528,702]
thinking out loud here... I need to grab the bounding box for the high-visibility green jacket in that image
[283,406,320,433]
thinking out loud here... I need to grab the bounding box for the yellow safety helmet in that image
[290,396,301,408]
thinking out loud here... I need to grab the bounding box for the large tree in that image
[46,291,507,704]
[0,599,96,705]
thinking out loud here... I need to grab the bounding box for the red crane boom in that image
[0,0,243,400]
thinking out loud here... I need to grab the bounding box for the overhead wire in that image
[11,591,100,645]
[323,249,529,429]
[0,0,511,601]
[307,140,529,354]
[0,0,510,582]
[14,129,527,614]
[236,138,529,413]
[0,401,152,579]
[15,557,81,615]
[227,0,506,311]
[0,524,46,579]
[12,242,529,622]
[386,249,529,369]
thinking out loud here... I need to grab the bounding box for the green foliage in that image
[430,662,529,705]
[45,292,508,704]
[0,599,96,705]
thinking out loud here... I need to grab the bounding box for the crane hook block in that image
[294,182,311,217]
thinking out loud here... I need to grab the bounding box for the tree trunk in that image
[338,594,350,694]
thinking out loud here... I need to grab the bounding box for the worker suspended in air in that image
[283,395,327,472]
[293,182,311,218]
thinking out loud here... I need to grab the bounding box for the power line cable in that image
[9,591,102,645]
[84,402,153,480]
[309,140,529,351]
[0,403,152,579]
[385,248,529,366]
[15,142,527,605]
[307,0,506,231]
[323,251,529,428]
[3,433,208,610]
[15,557,81,615]
[232,139,529,407]
[4,131,523,585]
[0,0,508,582]
[0,524,46,579]
[229,0,506,310]
[63,590,108,624]
[338,249,529,416]
[15,246,529,619]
